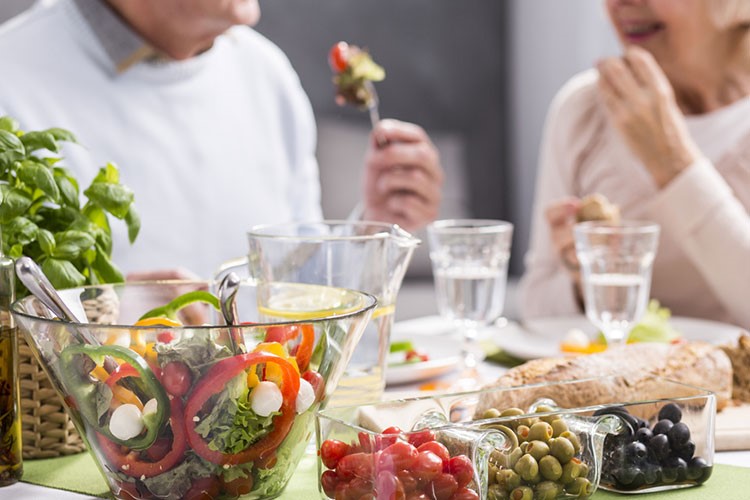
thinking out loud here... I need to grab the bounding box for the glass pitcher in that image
[217,220,419,405]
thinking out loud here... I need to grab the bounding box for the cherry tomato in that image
[321,469,340,498]
[447,455,474,488]
[337,452,374,481]
[378,441,418,472]
[383,426,403,435]
[184,476,222,500]
[222,474,254,497]
[161,361,192,397]
[412,451,443,482]
[426,473,458,500]
[358,431,374,453]
[396,470,417,493]
[348,477,373,500]
[406,494,428,500]
[302,370,325,402]
[321,439,351,469]
[450,487,479,500]
[417,441,450,464]
[328,41,350,73]
[407,430,435,448]
[156,330,175,343]
[375,470,406,500]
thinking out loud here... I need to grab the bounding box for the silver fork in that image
[365,80,387,147]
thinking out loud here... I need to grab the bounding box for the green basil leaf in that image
[8,244,23,259]
[38,229,55,255]
[46,127,77,144]
[84,183,134,219]
[0,130,25,159]
[93,243,124,283]
[0,116,19,133]
[56,230,95,250]
[54,169,79,208]
[52,243,81,260]
[20,131,58,154]
[42,257,86,289]
[92,163,119,184]
[0,188,32,224]
[4,216,38,246]
[17,161,60,202]
[125,207,140,244]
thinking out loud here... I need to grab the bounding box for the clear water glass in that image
[574,221,660,345]
[427,220,513,381]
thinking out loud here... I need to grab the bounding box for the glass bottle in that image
[0,248,21,486]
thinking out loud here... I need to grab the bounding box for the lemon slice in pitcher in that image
[258,282,367,321]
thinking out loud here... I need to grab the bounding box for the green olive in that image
[509,485,533,500]
[527,421,554,442]
[551,418,568,437]
[576,459,589,478]
[560,460,582,485]
[519,441,530,454]
[526,440,550,462]
[488,484,509,500]
[559,430,582,455]
[513,454,539,482]
[549,436,575,464]
[534,404,559,424]
[507,447,524,469]
[566,477,594,497]
[482,408,502,419]
[488,463,499,485]
[516,424,531,442]
[534,481,562,500]
[500,407,525,418]
[496,468,521,492]
[538,455,563,481]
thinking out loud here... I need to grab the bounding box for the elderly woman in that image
[519,0,750,328]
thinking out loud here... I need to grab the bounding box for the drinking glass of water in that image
[427,219,513,383]
[574,221,660,346]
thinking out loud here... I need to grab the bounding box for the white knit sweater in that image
[0,0,322,278]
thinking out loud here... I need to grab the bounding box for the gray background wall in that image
[0,0,620,318]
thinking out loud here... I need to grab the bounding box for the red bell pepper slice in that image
[104,363,139,389]
[98,397,188,478]
[264,324,315,372]
[184,352,300,466]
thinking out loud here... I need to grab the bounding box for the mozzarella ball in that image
[110,404,144,441]
[296,378,316,414]
[250,381,283,417]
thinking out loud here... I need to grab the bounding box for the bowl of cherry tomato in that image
[13,280,376,499]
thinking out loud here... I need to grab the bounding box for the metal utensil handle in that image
[218,272,246,355]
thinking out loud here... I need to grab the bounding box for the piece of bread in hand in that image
[577,193,620,223]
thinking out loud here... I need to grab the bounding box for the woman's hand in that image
[362,119,443,231]
[546,198,582,276]
[596,46,701,188]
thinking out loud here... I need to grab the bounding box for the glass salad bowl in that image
[11,280,376,500]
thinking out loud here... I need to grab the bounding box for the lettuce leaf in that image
[626,300,682,344]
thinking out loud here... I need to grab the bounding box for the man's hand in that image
[362,119,443,231]
[596,46,701,188]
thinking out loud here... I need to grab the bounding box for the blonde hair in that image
[709,0,750,29]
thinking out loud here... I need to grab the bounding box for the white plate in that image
[494,315,745,361]
[386,319,462,385]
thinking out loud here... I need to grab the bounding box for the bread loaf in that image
[720,334,750,402]
[478,342,732,415]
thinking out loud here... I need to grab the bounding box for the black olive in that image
[663,456,688,482]
[625,441,648,465]
[648,433,671,461]
[667,422,691,448]
[658,403,682,424]
[642,463,661,485]
[635,427,653,445]
[675,440,696,461]
[653,419,674,436]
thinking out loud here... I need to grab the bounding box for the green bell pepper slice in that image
[60,344,170,450]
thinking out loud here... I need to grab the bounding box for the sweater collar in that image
[72,0,158,73]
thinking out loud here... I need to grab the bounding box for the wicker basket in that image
[18,333,86,459]
[17,286,120,459]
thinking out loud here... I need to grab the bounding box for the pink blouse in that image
[519,69,750,329]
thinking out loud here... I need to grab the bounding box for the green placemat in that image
[22,451,750,499]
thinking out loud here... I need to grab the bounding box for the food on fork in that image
[576,193,621,223]
[328,41,385,109]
